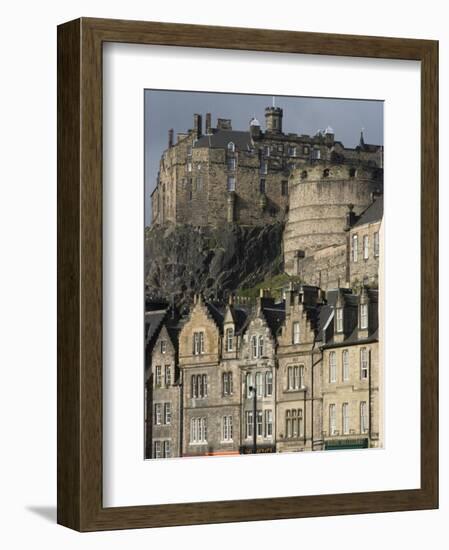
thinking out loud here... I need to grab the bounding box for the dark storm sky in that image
[144,90,383,226]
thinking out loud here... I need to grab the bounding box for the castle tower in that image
[265,106,283,134]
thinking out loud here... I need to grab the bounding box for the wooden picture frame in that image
[57,17,438,531]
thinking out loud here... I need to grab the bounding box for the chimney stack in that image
[193,114,202,138]
[168,128,174,148]
[205,113,212,134]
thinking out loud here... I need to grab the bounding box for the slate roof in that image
[262,306,286,337]
[194,130,253,150]
[145,309,167,346]
[353,198,384,228]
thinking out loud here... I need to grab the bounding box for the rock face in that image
[145,222,284,308]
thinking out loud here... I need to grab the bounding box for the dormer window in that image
[336,308,344,333]
[193,332,205,355]
[160,340,166,354]
[227,142,235,153]
[360,303,368,329]
[226,327,234,352]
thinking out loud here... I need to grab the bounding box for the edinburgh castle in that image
[145,104,383,459]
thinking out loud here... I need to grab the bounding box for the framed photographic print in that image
[57,17,438,531]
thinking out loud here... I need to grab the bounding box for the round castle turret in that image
[284,164,383,275]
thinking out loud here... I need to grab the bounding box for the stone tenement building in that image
[150,106,383,228]
[144,285,381,459]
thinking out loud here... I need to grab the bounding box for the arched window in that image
[227,141,235,153]
[300,170,308,180]
[323,168,330,178]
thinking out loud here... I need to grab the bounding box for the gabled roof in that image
[353,199,383,228]
[145,309,167,346]
[194,130,253,150]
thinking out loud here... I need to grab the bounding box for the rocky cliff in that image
[145,222,284,308]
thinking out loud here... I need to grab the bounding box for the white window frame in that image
[227,175,236,192]
[155,365,162,387]
[258,336,264,358]
[154,403,162,425]
[342,402,350,434]
[265,371,273,396]
[360,347,369,379]
[246,372,254,398]
[227,141,235,153]
[190,417,207,444]
[329,403,337,435]
[164,402,171,425]
[342,349,349,381]
[360,303,369,329]
[352,233,358,262]
[374,231,380,257]
[299,364,305,388]
[226,327,234,352]
[363,234,369,259]
[160,340,166,354]
[336,308,344,333]
[256,410,263,437]
[292,321,300,344]
[153,440,162,459]
[245,411,253,438]
[329,351,337,383]
[264,409,273,438]
[227,157,236,171]
[163,440,171,458]
[164,364,171,386]
[256,371,263,397]
[222,415,233,441]
[251,335,258,358]
[360,401,368,433]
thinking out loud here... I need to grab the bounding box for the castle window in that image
[153,441,162,459]
[329,404,337,435]
[323,168,330,178]
[352,234,358,262]
[259,178,266,193]
[263,145,270,157]
[342,350,349,381]
[312,148,321,160]
[222,372,233,396]
[163,440,171,458]
[227,157,236,171]
[277,144,283,153]
[227,176,236,192]
[251,335,258,359]
[361,303,368,329]
[363,235,369,259]
[226,327,234,351]
[258,336,264,357]
[190,417,207,444]
[265,410,273,437]
[300,170,308,180]
[288,146,297,157]
[187,161,192,172]
[281,180,288,196]
[191,374,208,398]
[342,403,350,434]
[265,371,273,396]
[360,348,369,380]
[164,365,171,386]
[336,308,344,333]
[349,167,357,178]
[155,365,162,387]
[227,141,235,153]
[246,372,254,397]
[292,321,300,344]
[260,161,268,175]
[154,403,162,425]
[222,415,233,441]
[256,372,263,397]
[303,145,310,155]
[245,411,254,438]
[374,231,380,257]
[193,331,205,355]
[360,401,368,433]
[329,352,337,383]
[164,402,171,425]
[256,410,263,436]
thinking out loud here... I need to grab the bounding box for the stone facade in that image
[144,286,381,458]
[150,108,383,228]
